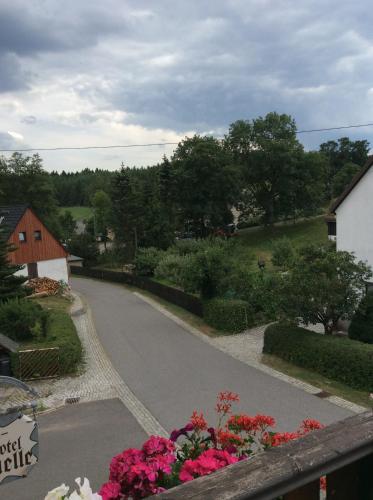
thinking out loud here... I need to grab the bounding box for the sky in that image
[1,0,373,172]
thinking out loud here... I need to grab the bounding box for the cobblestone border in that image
[133,292,367,415]
[33,293,168,437]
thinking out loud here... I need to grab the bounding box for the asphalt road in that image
[72,277,351,432]
[1,399,147,500]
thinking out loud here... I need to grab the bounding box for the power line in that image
[297,123,373,133]
[1,121,373,152]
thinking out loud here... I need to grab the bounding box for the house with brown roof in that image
[0,205,69,282]
[328,155,373,277]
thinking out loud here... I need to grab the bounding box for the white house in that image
[328,155,373,279]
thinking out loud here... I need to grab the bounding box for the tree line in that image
[0,112,370,257]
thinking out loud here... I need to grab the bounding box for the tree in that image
[319,137,369,198]
[226,113,317,225]
[332,162,361,197]
[68,233,99,267]
[0,226,28,302]
[58,210,76,243]
[91,190,112,249]
[280,244,372,334]
[111,167,142,259]
[171,135,239,237]
[0,152,61,236]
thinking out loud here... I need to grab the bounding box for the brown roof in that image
[330,155,373,213]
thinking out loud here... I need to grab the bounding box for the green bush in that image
[45,310,82,374]
[349,293,373,344]
[271,237,296,269]
[219,267,280,321]
[135,247,165,276]
[0,299,48,341]
[11,309,82,377]
[179,245,230,299]
[263,323,373,391]
[204,299,254,333]
[154,253,186,287]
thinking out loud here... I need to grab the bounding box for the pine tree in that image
[0,226,28,302]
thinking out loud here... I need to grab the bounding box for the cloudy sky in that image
[1,0,373,172]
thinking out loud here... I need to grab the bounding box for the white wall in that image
[336,166,373,274]
[14,265,28,277]
[37,257,69,283]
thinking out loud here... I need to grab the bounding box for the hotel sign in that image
[0,414,38,484]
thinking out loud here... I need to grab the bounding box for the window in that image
[327,221,336,236]
[34,230,42,240]
[18,232,26,242]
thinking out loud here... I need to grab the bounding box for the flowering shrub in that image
[98,392,324,499]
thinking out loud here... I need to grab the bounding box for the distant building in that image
[0,204,69,282]
[328,156,373,279]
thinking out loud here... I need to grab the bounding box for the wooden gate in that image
[18,347,60,380]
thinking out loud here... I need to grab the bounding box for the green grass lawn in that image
[263,354,373,409]
[59,206,92,220]
[13,295,82,377]
[234,216,328,267]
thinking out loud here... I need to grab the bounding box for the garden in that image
[0,227,82,378]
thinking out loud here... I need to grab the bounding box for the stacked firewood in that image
[27,277,61,296]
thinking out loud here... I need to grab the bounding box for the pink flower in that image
[179,449,238,483]
[142,436,175,456]
[99,481,121,500]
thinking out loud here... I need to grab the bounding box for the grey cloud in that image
[3,0,373,150]
[21,115,37,124]
[0,132,21,150]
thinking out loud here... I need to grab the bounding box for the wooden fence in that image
[70,266,204,317]
[156,411,373,500]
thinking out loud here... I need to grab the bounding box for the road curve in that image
[72,277,351,432]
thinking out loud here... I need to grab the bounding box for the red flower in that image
[190,410,208,431]
[217,429,244,448]
[300,419,324,434]
[99,481,121,500]
[215,391,240,415]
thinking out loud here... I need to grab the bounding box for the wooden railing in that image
[156,411,373,500]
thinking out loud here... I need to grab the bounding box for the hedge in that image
[204,299,254,333]
[263,323,373,392]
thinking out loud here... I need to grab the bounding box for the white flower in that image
[67,478,102,500]
[44,483,70,500]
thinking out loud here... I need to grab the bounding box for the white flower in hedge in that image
[44,483,70,499]
[68,478,101,500]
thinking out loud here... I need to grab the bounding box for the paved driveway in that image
[1,399,147,500]
[72,277,352,432]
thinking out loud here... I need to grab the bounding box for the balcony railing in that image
[156,410,373,500]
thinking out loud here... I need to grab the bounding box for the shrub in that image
[271,237,296,269]
[348,293,373,344]
[219,267,280,321]
[263,323,373,391]
[179,246,230,299]
[0,299,48,341]
[154,253,186,287]
[204,299,254,333]
[135,247,165,276]
[45,310,82,374]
